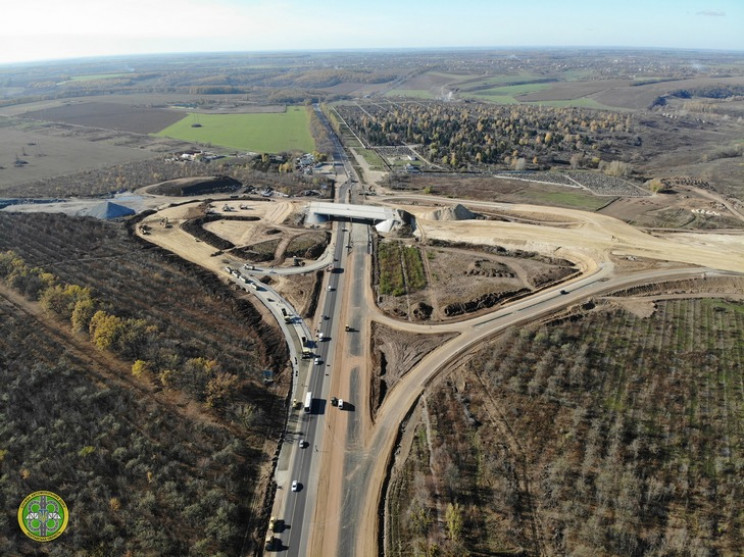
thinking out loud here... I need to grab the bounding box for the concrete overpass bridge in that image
[306,202,407,233]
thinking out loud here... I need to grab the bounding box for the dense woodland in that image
[389,294,744,556]
[335,101,640,170]
[0,212,287,555]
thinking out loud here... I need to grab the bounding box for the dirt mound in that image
[421,203,476,221]
[465,259,515,278]
[148,175,242,196]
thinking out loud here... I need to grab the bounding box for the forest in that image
[0,212,287,555]
[334,101,640,170]
[389,293,744,556]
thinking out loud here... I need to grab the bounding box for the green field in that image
[67,73,129,82]
[155,106,315,153]
[356,148,387,170]
[527,98,612,109]
[470,94,520,104]
[475,82,552,97]
[468,82,553,104]
[460,71,543,89]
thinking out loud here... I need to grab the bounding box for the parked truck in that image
[281,308,292,324]
[301,336,312,359]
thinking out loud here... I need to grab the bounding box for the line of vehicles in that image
[245,245,353,552]
[297,391,345,413]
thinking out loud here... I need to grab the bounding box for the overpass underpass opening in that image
[305,202,410,233]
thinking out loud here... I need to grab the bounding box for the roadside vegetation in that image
[0,212,286,555]
[377,241,426,296]
[388,294,744,556]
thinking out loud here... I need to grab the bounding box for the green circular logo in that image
[17,491,69,542]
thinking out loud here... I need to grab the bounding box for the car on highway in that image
[327,285,333,291]
[330,396,338,406]
[298,438,305,448]
[338,399,344,410]
[291,480,300,492]
[314,356,322,365]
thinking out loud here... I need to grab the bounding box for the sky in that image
[1,0,742,65]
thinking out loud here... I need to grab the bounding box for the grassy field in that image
[155,106,315,153]
[459,72,543,89]
[66,73,130,82]
[468,94,519,104]
[529,98,615,109]
[356,148,387,171]
[471,82,552,103]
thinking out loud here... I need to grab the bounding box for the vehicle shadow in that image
[314,398,327,415]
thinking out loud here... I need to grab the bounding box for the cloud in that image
[696,10,726,17]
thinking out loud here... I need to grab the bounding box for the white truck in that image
[304,392,312,413]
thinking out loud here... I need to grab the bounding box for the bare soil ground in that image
[600,190,744,229]
[271,271,320,318]
[0,126,157,190]
[21,101,185,134]
[370,322,456,417]
[376,244,576,321]
[350,147,387,187]
[602,296,658,318]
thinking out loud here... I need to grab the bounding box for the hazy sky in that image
[1,0,742,64]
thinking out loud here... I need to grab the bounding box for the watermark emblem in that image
[17,491,69,542]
